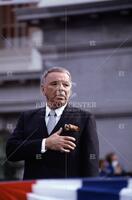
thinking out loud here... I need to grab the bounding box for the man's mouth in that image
[56,95,65,99]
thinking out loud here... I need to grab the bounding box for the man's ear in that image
[41,84,46,96]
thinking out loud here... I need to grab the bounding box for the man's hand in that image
[45,128,76,153]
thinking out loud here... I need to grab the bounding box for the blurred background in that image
[0,0,132,180]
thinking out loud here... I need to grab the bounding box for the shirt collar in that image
[45,103,67,117]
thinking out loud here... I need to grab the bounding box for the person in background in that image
[105,152,126,177]
[99,159,109,177]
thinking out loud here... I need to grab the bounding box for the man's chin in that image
[49,100,66,109]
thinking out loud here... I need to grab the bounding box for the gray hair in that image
[41,67,72,85]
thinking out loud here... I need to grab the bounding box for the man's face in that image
[41,72,72,108]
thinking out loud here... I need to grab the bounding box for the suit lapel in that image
[38,105,79,136]
[38,107,49,137]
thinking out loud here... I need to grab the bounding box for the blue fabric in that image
[83,178,127,190]
[78,188,119,200]
[77,178,128,200]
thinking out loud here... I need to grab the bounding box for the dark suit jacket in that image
[6,105,99,180]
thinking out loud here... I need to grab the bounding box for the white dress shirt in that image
[41,103,67,153]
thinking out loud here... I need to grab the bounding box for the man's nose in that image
[57,83,64,90]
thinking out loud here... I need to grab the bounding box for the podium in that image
[0,178,132,200]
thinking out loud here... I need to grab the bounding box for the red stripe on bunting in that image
[0,180,35,200]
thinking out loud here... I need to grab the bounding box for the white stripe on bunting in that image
[27,179,82,200]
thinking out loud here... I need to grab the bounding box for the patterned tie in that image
[47,110,56,134]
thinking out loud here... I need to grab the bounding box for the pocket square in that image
[64,124,80,132]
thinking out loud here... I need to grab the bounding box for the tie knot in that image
[49,110,56,116]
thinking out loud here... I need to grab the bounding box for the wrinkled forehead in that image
[45,72,71,83]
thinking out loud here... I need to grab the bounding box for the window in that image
[0,3,36,49]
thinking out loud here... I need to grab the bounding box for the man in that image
[6,67,99,179]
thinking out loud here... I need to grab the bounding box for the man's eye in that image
[64,84,69,87]
[51,82,58,86]
[63,83,70,87]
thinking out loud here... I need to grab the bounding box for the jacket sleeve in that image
[80,113,99,177]
[6,112,43,161]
